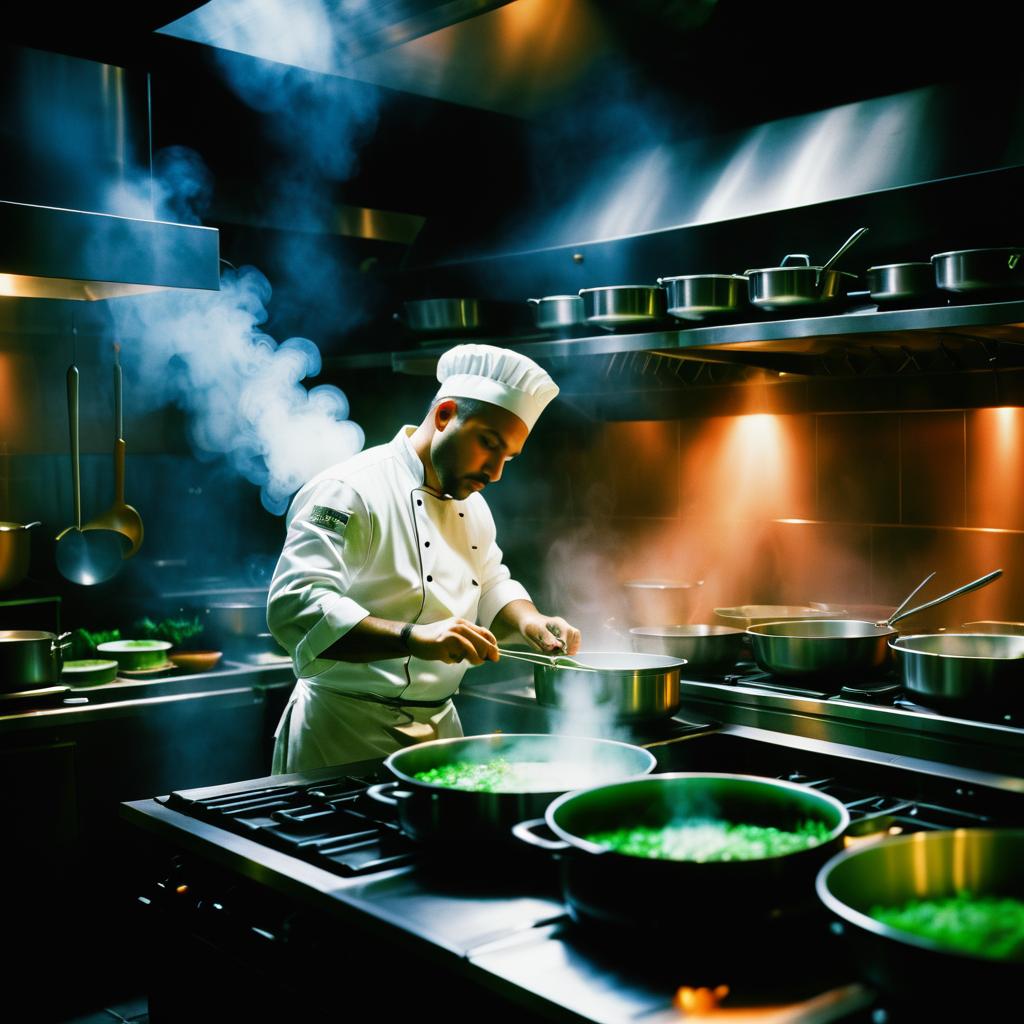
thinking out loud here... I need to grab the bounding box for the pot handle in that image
[22,521,42,530]
[52,631,73,654]
[780,254,810,268]
[365,781,412,807]
[527,298,540,305]
[512,818,570,851]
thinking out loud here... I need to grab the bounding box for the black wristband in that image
[400,622,415,653]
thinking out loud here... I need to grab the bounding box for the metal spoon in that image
[815,227,870,286]
[82,343,144,557]
[496,647,597,672]
[54,363,124,586]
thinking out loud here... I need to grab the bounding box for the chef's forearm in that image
[490,599,539,639]
[319,615,409,662]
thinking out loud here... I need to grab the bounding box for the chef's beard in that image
[431,434,488,499]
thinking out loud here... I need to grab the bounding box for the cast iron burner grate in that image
[165,774,417,877]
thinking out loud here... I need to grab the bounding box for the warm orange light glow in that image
[175,884,189,895]
[0,354,22,446]
[674,985,730,1013]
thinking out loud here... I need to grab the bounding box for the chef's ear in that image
[433,399,459,430]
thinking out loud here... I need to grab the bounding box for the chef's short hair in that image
[428,393,486,422]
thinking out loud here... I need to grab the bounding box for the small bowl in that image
[97,639,173,671]
[62,659,119,686]
[168,650,224,673]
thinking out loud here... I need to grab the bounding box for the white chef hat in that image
[435,344,559,432]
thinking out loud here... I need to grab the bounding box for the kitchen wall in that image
[478,401,1024,635]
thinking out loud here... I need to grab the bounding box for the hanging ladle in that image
[55,363,124,586]
[82,343,144,557]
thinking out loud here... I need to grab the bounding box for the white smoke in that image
[108,261,363,515]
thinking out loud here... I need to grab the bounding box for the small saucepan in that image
[629,625,744,676]
[578,285,667,330]
[932,247,1024,294]
[890,633,1024,711]
[527,295,585,331]
[504,649,685,720]
[746,569,1004,680]
[866,262,938,305]
[746,227,869,311]
[657,274,749,321]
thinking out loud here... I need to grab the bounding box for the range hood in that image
[0,44,220,301]
[0,200,219,301]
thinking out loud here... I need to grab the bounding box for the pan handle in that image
[512,818,571,852]
[365,781,412,807]
[889,569,1003,626]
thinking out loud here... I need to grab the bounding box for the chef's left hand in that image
[520,614,581,655]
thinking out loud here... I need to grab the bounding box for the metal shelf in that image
[325,298,1024,377]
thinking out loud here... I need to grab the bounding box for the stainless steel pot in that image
[0,629,73,692]
[578,286,667,330]
[816,829,1024,1003]
[866,262,937,304]
[366,732,656,845]
[714,603,845,628]
[629,625,743,676]
[532,651,684,720]
[656,274,748,321]
[0,521,40,590]
[932,247,1024,293]
[890,633,1024,709]
[746,254,858,310]
[748,619,896,679]
[398,298,528,335]
[527,295,584,330]
[514,773,849,930]
[622,578,703,625]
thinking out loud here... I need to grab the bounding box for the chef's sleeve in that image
[266,479,375,678]
[475,516,532,630]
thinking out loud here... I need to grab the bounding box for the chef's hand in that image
[408,617,499,665]
[520,614,582,656]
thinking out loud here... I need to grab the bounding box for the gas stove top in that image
[122,724,1024,1023]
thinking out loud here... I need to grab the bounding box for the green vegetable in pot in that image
[413,758,597,793]
[870,892,1024,960]
[584,819,831,862]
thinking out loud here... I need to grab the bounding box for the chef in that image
[268,343,581,772]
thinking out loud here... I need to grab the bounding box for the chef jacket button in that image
[472,579,478,586]
[427,575,433,582]
[425,540,430,547]
[459,512,464,517]
[471,545,477,550]
[417,499,423,506]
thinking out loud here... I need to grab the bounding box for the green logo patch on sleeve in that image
[308,505,352,537]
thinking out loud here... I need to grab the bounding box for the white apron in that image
[267,426,530,772]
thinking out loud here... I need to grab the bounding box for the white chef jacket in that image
[267,425,531,772]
